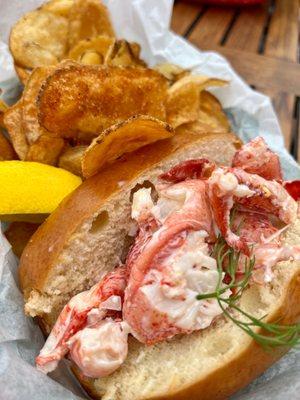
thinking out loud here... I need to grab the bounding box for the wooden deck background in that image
[171,0,300,161]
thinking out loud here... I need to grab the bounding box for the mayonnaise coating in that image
[68,319,130,378]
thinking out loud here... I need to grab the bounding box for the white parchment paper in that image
[0,1,299,399]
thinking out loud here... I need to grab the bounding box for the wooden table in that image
[171,0,300,161]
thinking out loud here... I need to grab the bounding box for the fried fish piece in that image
[38,64,168,138]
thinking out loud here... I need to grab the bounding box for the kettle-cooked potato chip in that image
[42,0,74,17]
[38,64,168,138]
[68,35,114,64]
[25,135,65,165]
[22,66,55,145]
[154,63,189,84]
[0,131,16,161]
[14,64,31,85]
[166,75,228,128]
[58,145,87,176]
[9,10,68,69]
[3,102,28,160]
[0,98,9,129]
[82,115,174,178]
[68,0,115,49]
[176,91,230,136]
[104,40,146,67]
[198,90,230,132]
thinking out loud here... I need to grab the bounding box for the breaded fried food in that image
[38,64,168,137]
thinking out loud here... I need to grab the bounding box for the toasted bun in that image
[19,131,240,328]
[19,131,300,400]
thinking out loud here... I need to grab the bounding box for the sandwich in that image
[19,130,300,400]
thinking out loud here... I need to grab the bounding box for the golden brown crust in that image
[73,267,300,400]
[37,64,168,137]
[19,131,240,296]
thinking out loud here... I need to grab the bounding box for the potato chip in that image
[5,221,40,258]
[68,35,114,64]
[22,66,55,145]
[154,63,189,84]
[198,91,230,132]
[42,0,74,17]
[38,64,168,138]
[14,64,31,85]
[9,10,68,69]
[166,75,228,128]
[68,0,115,49]
[3,102,28,160]
[176,91,230,136]
[0,131,16,161]
[82,115,174,178]
[58,145,87,176]
[104,40,146,67]
[0,98,9,129]
[25,135,65,165]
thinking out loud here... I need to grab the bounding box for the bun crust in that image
[19,131,239,304]
[19,131,300,400]
[74,261,300,400]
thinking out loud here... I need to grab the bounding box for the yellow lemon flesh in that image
[0,161,82,222]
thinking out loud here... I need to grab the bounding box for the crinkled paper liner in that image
[0,0,299,399]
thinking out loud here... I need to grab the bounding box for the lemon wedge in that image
[0,161,82,222]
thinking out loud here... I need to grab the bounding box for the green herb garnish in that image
[196,236,300,349]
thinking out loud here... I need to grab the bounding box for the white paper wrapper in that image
[0,1,299,399]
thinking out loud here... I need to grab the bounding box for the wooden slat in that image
[188,7,235,48]
[171,2,201,36]
[205,46,300,97]
[297,101,300,162]
[261,0,299,149]
[264,0,298,62]
[225,5,268,53]
[261,88,295,150]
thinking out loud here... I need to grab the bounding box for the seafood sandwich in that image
[20,132,300,400]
